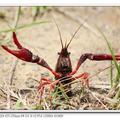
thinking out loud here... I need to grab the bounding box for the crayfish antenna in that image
[50,13,64,49]
[67,13,95,48]
[1,18,14,32]
[65,38,67,48]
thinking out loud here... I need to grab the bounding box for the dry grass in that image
[0,63,120,110]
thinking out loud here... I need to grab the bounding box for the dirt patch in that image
[0,6,120,110]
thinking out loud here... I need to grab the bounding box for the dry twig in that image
[87,88,108,110]
[7,58,18,109]
[9,58,18,85]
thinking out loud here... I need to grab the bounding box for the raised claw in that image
[13,31,22,49]
[1,31,33,62]
[2,31,62,78]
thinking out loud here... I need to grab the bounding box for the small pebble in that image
[118,49,120,53]
[97,7,103,12]
[34,86,39,89]
[101,76,107,79]
[0,58,4,64]
[88,8,94,12]
[4,78,9,80]
[106,83,110,85]
[86,93,90,97]
[59,106,64,110]
[40,47,45,50]
[41,71,49,77]
[82,104,89,110]
[34,74,38,77]
[26,73,33,76]
[45,88,49,92]
[25,81,29,84]
[13,76,17,80]
[32,66,39,71]
[75,106,79,110]
[114,28,120,35]
[105,61,110,64]
[29,85,34,88]
[21,62,26,65]
[105,25,110,29]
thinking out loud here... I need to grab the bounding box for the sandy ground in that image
[0,6,120,110]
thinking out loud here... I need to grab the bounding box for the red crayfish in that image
[1,14,120,103]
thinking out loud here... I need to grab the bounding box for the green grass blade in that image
[46,6,53,10]
[114,64,120,88]
[115,89,120,100]
[0,7,21,45]
[15,21,50,30]
[0,21,50,33]
[51,101,70,107]
[62,78,82,88]
[15,97,22,109]
[114,73,120,88]
[111,61,113,88]
[13,6,21,29]
[57,86,70,101]
[0,29,11,33]
[46,100,70,107]
[53,87,59,100]
[93,23,120,75]
[39,6,44,14]
[50,87,70,101]
[0,9,7,17]
[32,6,38,17]
[79,86,84,102]
[93,23,120,88]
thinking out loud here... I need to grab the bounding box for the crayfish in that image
[1,14,120,103]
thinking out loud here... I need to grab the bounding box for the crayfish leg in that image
[40,87,43,104]
[72,72,89,88]
[38,78,59,103]
[49,80,59,102]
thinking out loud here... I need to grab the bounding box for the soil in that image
[0,6,120,110]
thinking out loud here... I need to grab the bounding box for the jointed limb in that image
[38,78,59,102]
[69,53,120,76]
[71,72,89,88]
[1,31,61,78]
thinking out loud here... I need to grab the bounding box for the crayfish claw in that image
[1,45,33,62]
[13,31,22,49]
[1,31,33,62]
[1,45,19,57]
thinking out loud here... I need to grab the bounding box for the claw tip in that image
[1,45,7,50]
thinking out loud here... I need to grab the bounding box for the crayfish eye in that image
[58,52,60,55]
[68,52,71,55]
